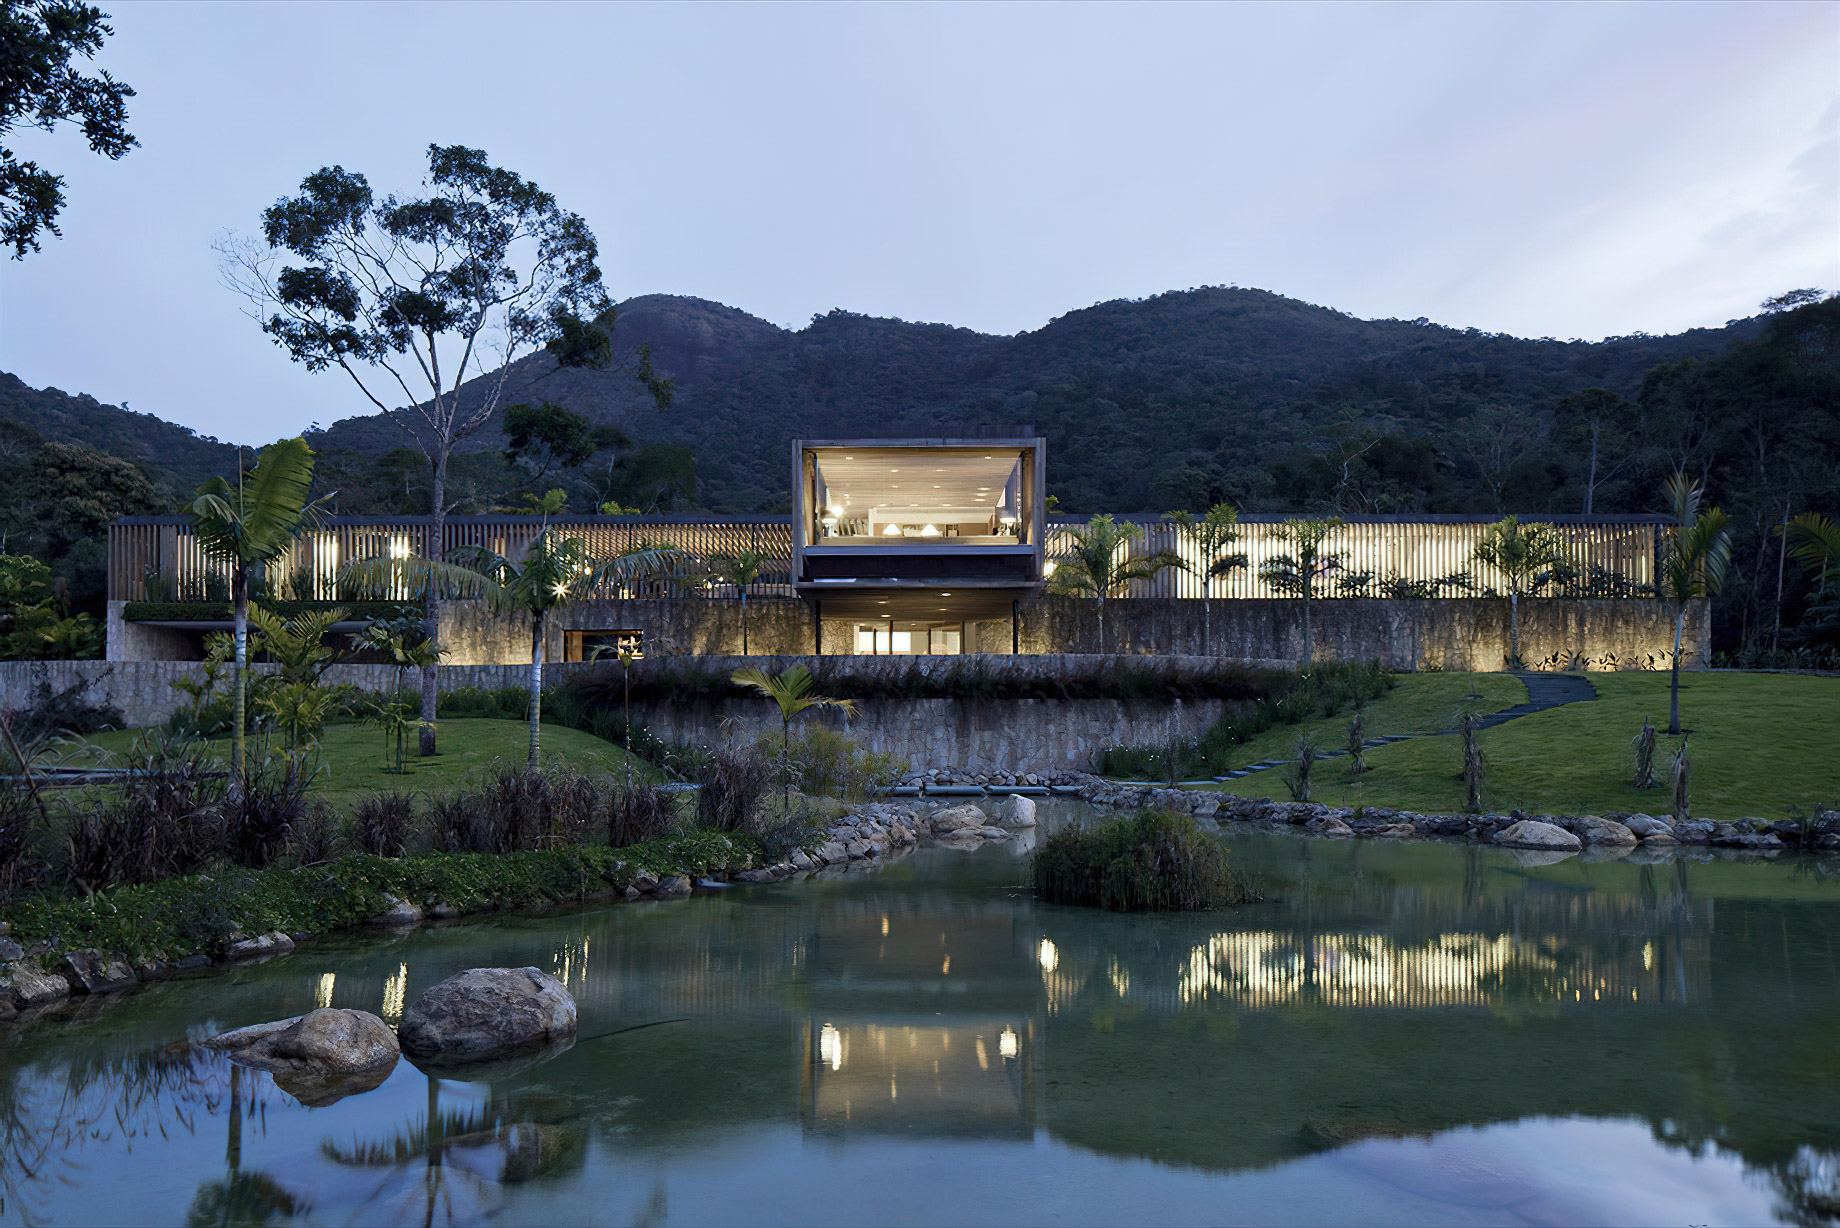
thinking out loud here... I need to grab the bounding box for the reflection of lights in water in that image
[999,1028,1019,1059]
[1108,958,1130,997]
[314,972,336,1009]
[941,956,950,975]
[820,1022,843,1071]
[1038,938,1059,971]
[1644,942,1654,971]
[976,1035,989,1070]
[381,963,408,1022]
[882,914,889,936]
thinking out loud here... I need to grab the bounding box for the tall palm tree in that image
[730,664,857,810]
[1472,515,1571,669]
[341,493,684,767]
[1049,515,1185,653]
[1258,518,1345,664]
[1659,473,1732,735]
[705,550,768,655]
[188,438,327,788]
[1165,504,1247,656]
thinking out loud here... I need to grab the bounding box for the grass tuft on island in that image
[3,831,758,965]
[1034,810,1255,911]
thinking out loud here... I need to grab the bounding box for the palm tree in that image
[1258,518,1345,664]
[1781,512,1840,595]
[1165,504,1247,656]
[705,550,768,655]
[341,492,684,767]
[1049,514,1185,653]
[1659,473,1732,735]
[188,438,326,788]
[730,664,857,810]
[1472,515,1571,669]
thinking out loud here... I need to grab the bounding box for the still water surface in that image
[3,804,1838,1226]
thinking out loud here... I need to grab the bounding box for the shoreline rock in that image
[397,967,577,1065]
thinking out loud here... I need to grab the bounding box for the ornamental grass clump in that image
[1032,810,1253,912]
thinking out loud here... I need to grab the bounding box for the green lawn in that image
[77,718,659,808]
[1219,672,1840,822]
[1205,672,1527,773]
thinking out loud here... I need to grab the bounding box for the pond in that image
[3,803,1838,1226]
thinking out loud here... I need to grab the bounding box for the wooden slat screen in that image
[110,517,797,602]
[111,515,1656,602]
[1043,517,1659,600]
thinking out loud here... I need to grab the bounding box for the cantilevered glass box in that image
[791,433,1046,624]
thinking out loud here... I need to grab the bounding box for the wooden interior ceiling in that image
[813,448,1022,516]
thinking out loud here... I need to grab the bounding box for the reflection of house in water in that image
[798,900,1039,1138]
[1039,893,1714,1016]
[798,1018,1034,1138]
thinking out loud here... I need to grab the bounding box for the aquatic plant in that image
[1033,810,1251,912]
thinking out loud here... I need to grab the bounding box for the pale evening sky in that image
[0,0,1834,444]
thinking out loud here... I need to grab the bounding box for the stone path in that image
[1183,671,1600,786]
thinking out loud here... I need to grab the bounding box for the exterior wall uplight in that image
[882,524,903,536]
[921,524,940,536]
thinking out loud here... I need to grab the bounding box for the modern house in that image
[103,429,1695,670]
[792,432,1046,653]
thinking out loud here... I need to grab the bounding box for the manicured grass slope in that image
[81,719,658,807]
[1253,672,1839,821]
[1207,673,1526,773]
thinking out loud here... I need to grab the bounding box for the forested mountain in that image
[309,287,1763,515]
[4,285,1835,660]
[0,373,239,492]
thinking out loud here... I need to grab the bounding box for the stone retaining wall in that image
[107,594,1707,673]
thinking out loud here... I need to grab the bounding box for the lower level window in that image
[853,623,962,654]
[568,629,643,662]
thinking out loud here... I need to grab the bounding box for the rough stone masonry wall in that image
[0,656,1226,772]
[518,594,1705,673]
[988,595,1708,671]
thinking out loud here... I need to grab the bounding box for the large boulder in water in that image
[205,1008,400,1073]
[397,967,577,1064]
[928,804,988,834]
[205,1008,400,1104]
[1493,820,1581,851]
[997,795,1037,829]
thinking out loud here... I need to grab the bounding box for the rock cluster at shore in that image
[1069,773,1838,854]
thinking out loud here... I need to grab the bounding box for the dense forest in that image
[2,286,1834,659]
